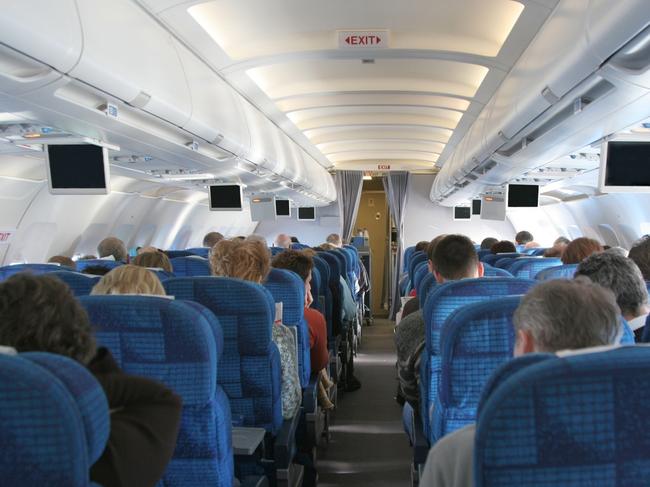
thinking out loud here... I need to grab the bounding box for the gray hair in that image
[575,252,648,318]
[326,233,342,246]
[97,237,127,262]
[514,279,620,352]
[203,231,224,248]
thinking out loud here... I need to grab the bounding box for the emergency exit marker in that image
[338,30,389,49]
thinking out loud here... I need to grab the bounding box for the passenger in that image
[47,255,75,269]
[246,234,269,247]
[574,252,649,337]
[515,230,534,245]
[479,237,498,250]
[132,251,174,274]
[395,235,483,409]
[561,237,603,264]
[291,236,299,243]
[490,240,517,254]
[271,249,333,409]
[137,245,160,255]
[97,237,128,262]
[0,274,181,487]
[202,231,224,249]
[524,241,540,249]
[604,246,629,258]
[544,236,570,258]
[326,233,343,248]
[420,279,620,487]
[211,239,301,419]
[628,235,650,280]
[275,233,292,249]
[414,240,429,253]
[91,265,166,296]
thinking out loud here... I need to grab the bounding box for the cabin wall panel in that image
[254,203,341,247]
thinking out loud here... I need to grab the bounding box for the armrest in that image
[232,427,266,456]
[273,409,301,469]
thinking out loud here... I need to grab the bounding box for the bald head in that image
[97,237,127,262]
[275,234,292,249]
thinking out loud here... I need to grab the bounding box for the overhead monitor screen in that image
[507,184,539,208]
[481,196,506,221]
[46,144,110,194]
[472,199,482,215]
[453,206,471,220]
[275,199,290,217]
[599,140,650,192]
[297,207,316,221]
[209,184,243,211]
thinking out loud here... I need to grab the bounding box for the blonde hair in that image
[210,238,270,283]
[91,265,166,296]
[132,251,173,273]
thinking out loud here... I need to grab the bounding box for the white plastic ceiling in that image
[140,0,559,172]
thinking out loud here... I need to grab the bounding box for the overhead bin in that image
[431,0,650,206]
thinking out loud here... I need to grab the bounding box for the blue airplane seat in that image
[508,257,562,279]
[0,352,109,487]
[75,260,124,273]
[312,256,333,338]
[169,256,211,277]
[165,250,195,259]
[50,271,100,296]
[477,249,492,260]
[482,265,513,277]
[475,346,650,486]
[309,266,322,313]
[186,247,210,258]
[413,262,429,292]
[481,253,522,267]
[79,295,234,487]
[409,252,427,281]
[535,264,578,280]
[417,273,438,310]
[404,246,416,272]
[494,257,518,269]
[270,246,285,256]
[0,263,69,280]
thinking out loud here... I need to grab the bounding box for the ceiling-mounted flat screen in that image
[297,207,316,221]
[481,196,506,221]
[46,144,110,195]
[453,206,471,220]
[209,184,243,211]
[472,199,482,215]
[507,184,539,208]
[275,199,291,217]
[599,138,650,192]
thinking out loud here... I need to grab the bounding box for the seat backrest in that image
[185,247,210,258]
[508,257,562,279]
[165,250,195,259]
[79,294,234,486]
[75,260,124,272]
[535,263,578,280]
[409,252,427,281]
[481,253,521,266]
[50,271,100,296]
[0,352,108,487]
[413,261,429,291]
[264,268,311,387]
[403,246,416,272]
[418,273,438,309]
[147,268,175,281]
[342,245,361,277]
[494,257,517,269]
[309,266,322,312]
[0,263,67,280]
[270,246,285,256]
[429,297,521,444]
[482,265,513,277]
[477,249,492,260]
[312,255,333,338]
[475,347,650,487]
[328,250,351,287]
[170,256,211,277]
[163,277,282,434]
[290,243,309,250]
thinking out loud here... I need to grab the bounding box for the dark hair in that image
[561,237,603,264]
[414,240,429,253]
[132,251,173,273]
[290,236,299,243]
[426,235,448,263]
[81,265,112,276]
[0,274,96,363]
[432,235,478,280]
[272,249,314,282]
[554,236,570,246]
[480,237,498,250]
[491,240,517,254]
[203,232,224,248]
[515,231,534,244]
[629,235,650,280]
[48,255,76,269]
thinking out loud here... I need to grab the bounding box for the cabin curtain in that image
[383,171,410,320]
[335,171,364,243]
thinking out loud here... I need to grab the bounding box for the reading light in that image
[363,175,372,180]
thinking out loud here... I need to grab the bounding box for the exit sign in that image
[338,30,389,49]
[377,164,391,170]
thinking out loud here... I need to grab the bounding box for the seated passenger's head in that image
[426,234,447,274]
[574,252,648,322]
[414,240,429,253]
[513,279,619,356]
[515,230,534,245]
[561,237,603,264]
[210,238,270,283]
[137,245,159,255]
[203,231,224,249]
[0,274,96,363]
[97,237,127,262]
[524,241,540,249]
[272,249,314,302]
[91,265,166,296]
[275,233,292,249]
[432,235,483,283]
[544,236,570,258]
[490,240,517,254]
[628,235,650,281]
[290,236,299,243]
[326,233,343,248]
[47,255,75,269]
[319,242,337,251]
[480,237,498,250]
[132,251,173,273]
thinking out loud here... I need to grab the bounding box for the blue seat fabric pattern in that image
[413,262,429,292]
[507,257,562,279]
[163,277,283,435]
[403,246,416,272]
[169,256,211,277]
[79,294,234,487]
[50,271,100,296]
[75,260,124,272]
[535,264,578,280]
[482,265,512,278]
[475,347,650,487]
[186,247,210,258]
[0,263,69,280]
[481,253,521,266]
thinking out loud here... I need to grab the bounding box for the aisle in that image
[317,319,412,486]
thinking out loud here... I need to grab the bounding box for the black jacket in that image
[88,348,182,487]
